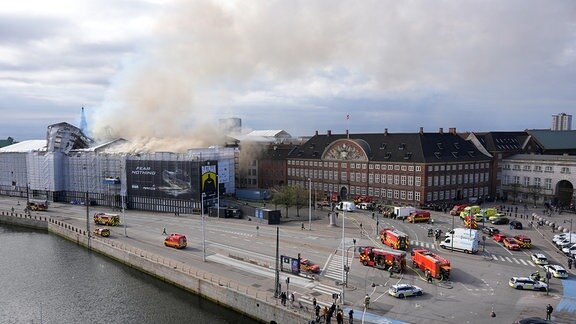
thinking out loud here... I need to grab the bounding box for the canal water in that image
[0,224,258,324]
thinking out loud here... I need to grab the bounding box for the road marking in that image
[299,295,331,308]
[313,283,342,295]
[505,257,513,263]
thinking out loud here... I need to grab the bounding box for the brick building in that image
[286,128,491,207]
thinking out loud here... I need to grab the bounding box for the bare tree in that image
[527,185,542,207]
[509,183,521,204]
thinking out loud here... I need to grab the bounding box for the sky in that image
[0,0,575,148]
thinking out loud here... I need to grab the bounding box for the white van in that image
[336,201,356,212]
[393,206,416,220]
[440,236,479,254]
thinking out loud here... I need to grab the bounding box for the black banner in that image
[126,160,200,200]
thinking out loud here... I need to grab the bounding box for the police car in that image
[508,277,548,291]
[388,284,423,298]
[531,253,548,266]
[543,265,568,279]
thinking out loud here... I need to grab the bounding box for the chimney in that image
[449,127,456,135]
[327,130,332,136]
[439,127,443,134]
[384,128,388,136]
[419,127,424,135]
[315,130,318,136]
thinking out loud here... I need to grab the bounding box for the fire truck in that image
[93,212,120,226]
[463,215,478,229]
[407,211,431,223]
[450,204,468,216]
[359,246,407,272]
[164,233,187,249]
[380,228,409,250]
[411,248,451,280]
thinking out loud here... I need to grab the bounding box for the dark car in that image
[516,317,549,324]
[510,220,523,229]
[491,217,510,225]
[482,227,500,236]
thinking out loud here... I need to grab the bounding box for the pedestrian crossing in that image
[485,253,536,267]
[410,240,436,249]
[323,253,347,281]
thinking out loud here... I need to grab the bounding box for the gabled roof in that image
[527,129,576,150]
[0,140,47,153]
[288,131,490,163]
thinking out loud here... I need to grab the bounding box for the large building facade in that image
[286,128,492,207]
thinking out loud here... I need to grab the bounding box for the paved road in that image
[1,197,574,323]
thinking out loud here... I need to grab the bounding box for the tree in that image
[271,185,295,218]
[293,185,308,217]
[527,185,542,207]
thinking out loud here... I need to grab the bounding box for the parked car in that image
[388,284,423,298]
[510,220,523,229]
[531,253,548,265]
[489,213,506,221]
[503,238,521,251]
[482,227,500,236]
[557,238,576,248]
[491,217,510,225]
[493,233,507,242]
[508,277,548,291]
[543,265,568,279]
[561,243,576,255]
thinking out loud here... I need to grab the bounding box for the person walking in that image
[289,292,295,308]
[336,308,343,324]
[546,304,553,320]
[568,257,573,269]
[301,222,305,231]
[162,227,167,235]
[348,309,354,324]
[426,269,433,284]
[364,294,370,310]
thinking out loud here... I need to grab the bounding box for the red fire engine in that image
[380,228,409,250]
[411,248,451,280]
[359,246,407,272]
[463,215,477,229]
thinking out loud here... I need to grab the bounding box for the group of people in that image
[314,303,348,324]
[279,291,295,307]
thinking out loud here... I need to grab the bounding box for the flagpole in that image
[346,114,350,139]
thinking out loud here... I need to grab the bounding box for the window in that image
[401,175,406,186]
[400,191,406,199]
[375,164,380,170]
[434,165,439,172]
[394,165,400,171]
[416,166,421,172]
[408,165,414,171]
[415,177,421,187]
[534,165,542,172]
[362,164,367,169]
[427,176,433,186]
[407,191,413,201]
[401,165,407,171]
[545,178,552,190]
[387,189,393,199]
[534,177,541,187]
[523,165,531,171]
[415,191,421,202]
[513,176,520,185]
[387,175,393,184]
[394,175,399,185]
[356,163,361,169]
[503,175,509,185]
[341,172,347,181]
[351,163,355,169]
[433,176,439,186]
[561,167,570,174]
[545,166,553,173]
[524,177,530,187]
[350,173,356,182]
[369,164,373,170]
[408,176,413,186]
[388,165,393,170]
[428,166,433,172]
[373,174,378,183]
[394,190,399,199]
[362,173,367,182]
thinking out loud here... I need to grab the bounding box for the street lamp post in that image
[308,178,312,231]
[564,219,573,243]
[201,193,206,262]
[341,210,345,305]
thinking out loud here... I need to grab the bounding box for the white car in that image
[553,232,576,243]
[388,284,423,298]
[562,243,576,255]
[543,265,568,279]
[557,239,576,248]
[508,277,548,291]
[531,253,548,265]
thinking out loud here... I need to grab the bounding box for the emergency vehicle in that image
[513,235,532,249]
[411,248,451,280]
[463,216,477,229]
[407,211,431,223]
[359,246,406,272]
[380,228,409,250]
[93,228,111,237]
[27,200,49,211]
[450,204,468,216]
[164,233,187,249]
[93,212,120,226]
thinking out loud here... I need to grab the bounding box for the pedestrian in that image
[348,309,354,324]
[315,304,321,319]
[162,227,167,235]
[568,258,573,269]
[301,222,305,231]
[359,223,363,234]
[322,306,329,321]
[546,304,553,320]
[336,308,343,324]
[389,265,394,278]
[426,270,433,284]
[312,297,317,308]
[280,292,287,306]
[364,294,370,309]
[11,207,14,213]
[290,292,295,307]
